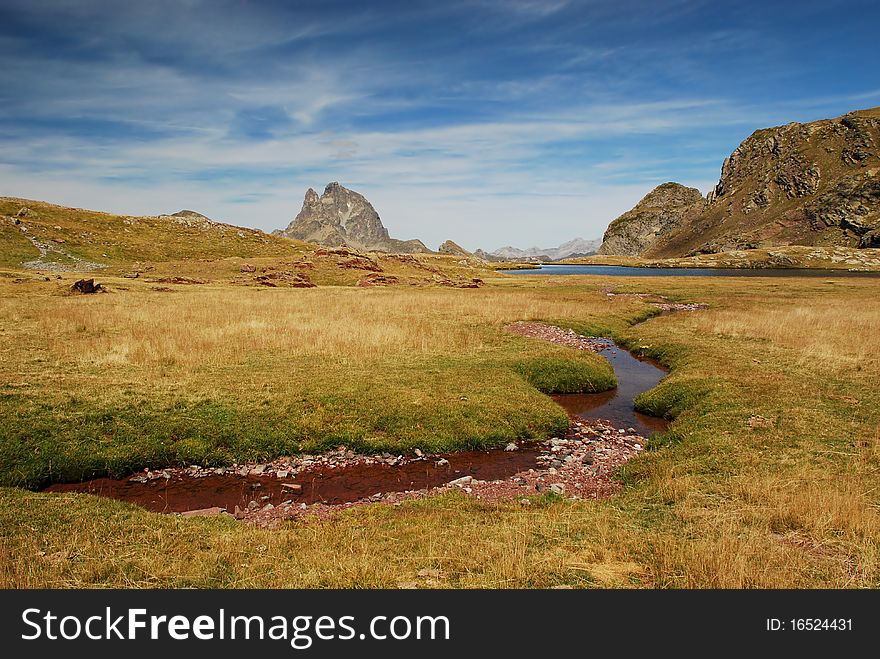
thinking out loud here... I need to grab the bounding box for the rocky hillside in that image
[0,197,490,287]
[277,182,429,254]
[597,183,704,256]
[0,197,292,272]
[599,107,880,257]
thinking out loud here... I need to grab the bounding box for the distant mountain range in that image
[476,238,601,262]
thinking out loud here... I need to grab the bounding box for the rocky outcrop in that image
[160,210,218,228]
[438,240,472,257]
[805,172,880,247]
[634,107,880,258]
[277,182,429,253]
[598,183,704,256]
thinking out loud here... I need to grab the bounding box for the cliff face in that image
[597,183,704,256]
[598,107,880,257]
[278,182,429,253]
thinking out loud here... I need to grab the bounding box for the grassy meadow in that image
[1,268,879,588]
[0,273,621,487]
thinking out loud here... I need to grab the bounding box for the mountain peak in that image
[277,183,430,254]
[597,183,704,256]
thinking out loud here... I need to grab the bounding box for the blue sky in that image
[1,0,879,250]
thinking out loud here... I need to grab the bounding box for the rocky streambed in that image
[47,418,647,527]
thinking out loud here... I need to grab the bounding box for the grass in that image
[0,277,620,487]
[1,271,879,588]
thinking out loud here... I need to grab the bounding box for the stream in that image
[45,339,668,513]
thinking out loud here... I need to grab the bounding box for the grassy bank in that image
[2,273,879,587]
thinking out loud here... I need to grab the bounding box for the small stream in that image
[553,338,669,437]
[44,339,668,513]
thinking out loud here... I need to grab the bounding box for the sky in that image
[1,0,879,251]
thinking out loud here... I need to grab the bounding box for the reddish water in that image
[45,447,541,513]
[552,339,669,436]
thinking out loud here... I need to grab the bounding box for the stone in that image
[71,278,102,294]
[504,443,519,451]
[247,500,259,510]
[181,506,225,517]
[448,476,473,486]
[281,483,302,493]
[549,483,566,495]
[435,458,450,467]
[240,263,256,273]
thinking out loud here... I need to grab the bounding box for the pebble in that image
[180,507,225,517]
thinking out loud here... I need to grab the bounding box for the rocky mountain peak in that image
[303,188,319,206]
[638,182,704,209]
[277,182,429,254]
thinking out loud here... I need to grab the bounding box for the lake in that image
[499,264,880,277]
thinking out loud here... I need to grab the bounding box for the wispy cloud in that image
[1,0,878,249]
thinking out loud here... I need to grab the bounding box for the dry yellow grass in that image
[702,295,880,373]
[27,285,632,367]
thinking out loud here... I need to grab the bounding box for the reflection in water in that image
[552,339,669,436]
